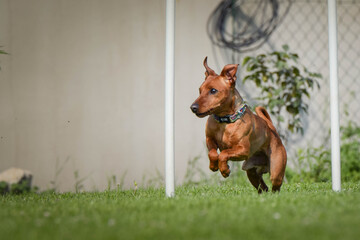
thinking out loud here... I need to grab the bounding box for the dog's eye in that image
[209,88,218,94]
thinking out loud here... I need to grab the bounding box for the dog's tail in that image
[255,106,278,134]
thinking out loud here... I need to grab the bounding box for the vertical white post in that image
[165,0,175,197]
[327,0,341,192]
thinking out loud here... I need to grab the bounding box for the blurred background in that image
[0,0,359,192]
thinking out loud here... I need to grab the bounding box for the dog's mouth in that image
[195,109,213,118]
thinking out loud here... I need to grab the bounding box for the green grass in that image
[1,181,360,240]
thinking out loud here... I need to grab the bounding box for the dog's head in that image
[190,57,239,117]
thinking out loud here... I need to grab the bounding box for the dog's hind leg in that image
[269,144,287,192]
[243,151,269,193]
[246,168,268,194]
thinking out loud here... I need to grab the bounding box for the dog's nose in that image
[190,103,199,113]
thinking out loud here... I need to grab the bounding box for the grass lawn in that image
[1,181,360,240]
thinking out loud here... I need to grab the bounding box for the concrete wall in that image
[0,0,225,191]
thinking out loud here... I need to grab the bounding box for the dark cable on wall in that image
[207,0,292,53]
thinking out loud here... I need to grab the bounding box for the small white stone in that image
[0,168,32,185]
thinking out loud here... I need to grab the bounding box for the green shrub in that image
[340,121,360,181]
[9,179,37,194]
[286,121,360,183]
[286,147,331,183]
[0,181,9,195]
[242,45,321,140]
[0,180,39,195]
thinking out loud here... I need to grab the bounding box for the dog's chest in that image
[212,124,240,150]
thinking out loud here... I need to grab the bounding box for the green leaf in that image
[242,56,252,66]
[276,60,287,69]
[290,53,299,62]
[303,90,310,98]
[242,75,251,83]
[282,44,289,51]
[247,64,259,72]
[293,67,300,76]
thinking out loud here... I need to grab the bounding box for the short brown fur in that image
[190,57,287,193]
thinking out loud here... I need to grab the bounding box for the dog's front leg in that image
[206,137,219,172]
[218,143,250,178]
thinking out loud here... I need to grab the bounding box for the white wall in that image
[0,0,224,191]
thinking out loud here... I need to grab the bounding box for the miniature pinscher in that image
[190,57,287,193]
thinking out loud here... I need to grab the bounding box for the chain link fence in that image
[210,0,360,158]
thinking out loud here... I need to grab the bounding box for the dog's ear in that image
[203,57,216,78]
[220,64,239,85]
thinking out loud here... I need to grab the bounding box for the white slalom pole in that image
[165,0,175,197]
[327,0,341,192]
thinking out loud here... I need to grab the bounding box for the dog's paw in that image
[220,166,230,178]
[209,161,219,172]
[210,166,219,172]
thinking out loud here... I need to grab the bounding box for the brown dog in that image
[190,57,287,193]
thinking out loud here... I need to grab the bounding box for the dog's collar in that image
[213,104,247,123]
